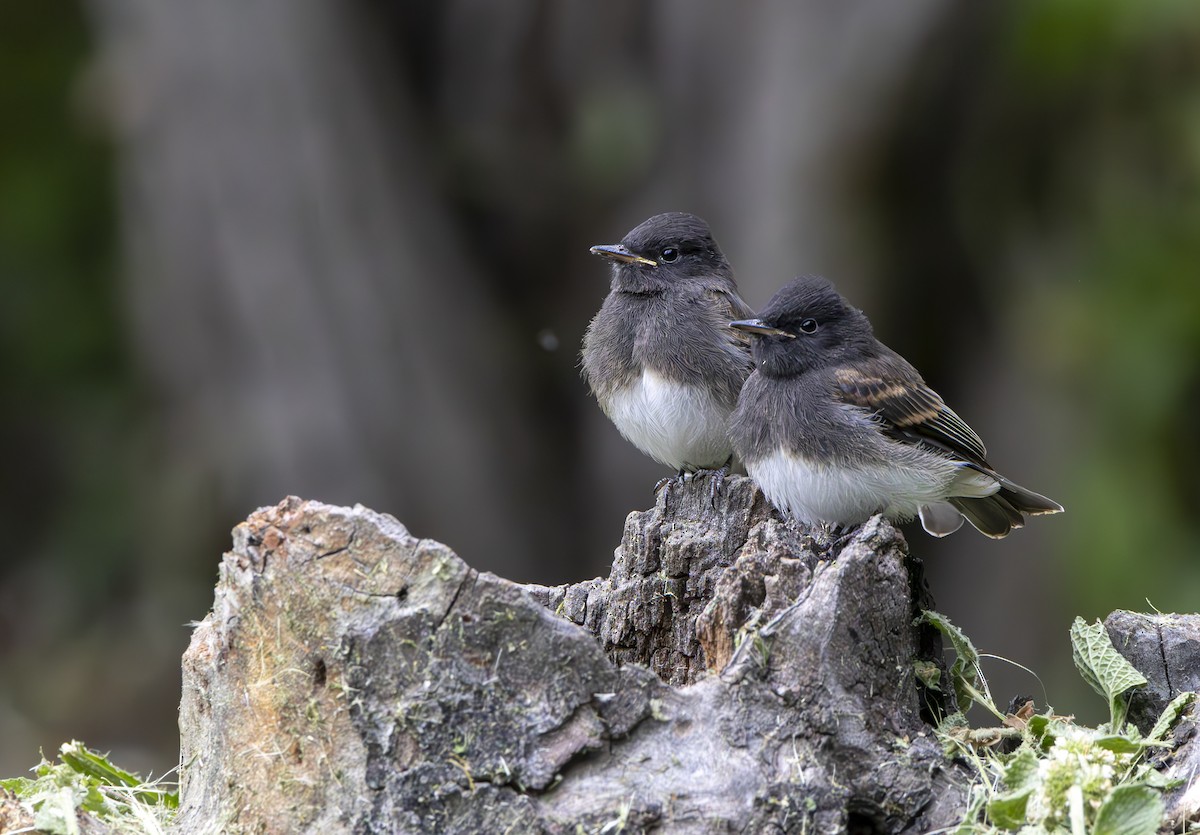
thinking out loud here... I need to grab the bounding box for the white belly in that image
[604,369,733,471]
[747,448,997,526]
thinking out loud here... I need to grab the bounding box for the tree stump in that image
[173,477,970,834]
[1106,611,1200,829]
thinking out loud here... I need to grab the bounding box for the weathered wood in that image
[1106,611,1200,828]
[526,477,825,687]
[174,477,970,833]
[0,792,34,833]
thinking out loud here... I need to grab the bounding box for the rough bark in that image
[172,476,971,834]
[0,792,34,833]
[524,476,827,687]
[1105,611,1200,829]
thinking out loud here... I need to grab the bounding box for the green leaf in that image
[0,741,179,833]
[935,711,970,756]
[1093,734,1146,754]
[1092,785,1163,835]
[1070,617,1147,699]
[953,789,989,835]
[919,611,996,715]
[58,740,141,788]
[1024,712,1065,753]
[33,786,80,835]
[1002,747,1040,793]
[0,776,34,795]
[1127,766,1178,790]
[1026,713,1050,737]
[1070,617,1148,729]
[56,739,177,809]
[1147,690,1195,745]
[987,787,1033,829]
[914,659,942,692]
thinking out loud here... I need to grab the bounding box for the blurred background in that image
[3,0,1200,777]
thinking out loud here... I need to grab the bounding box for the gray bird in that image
[729,275,1063,537]
[581,213,754,485]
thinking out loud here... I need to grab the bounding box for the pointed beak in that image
[729,319,795,338]
[589,243,658,268]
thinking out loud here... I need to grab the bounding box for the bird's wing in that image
[833,353,989,465]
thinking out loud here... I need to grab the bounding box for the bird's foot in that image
[696,464,730,507]
[830,523,863,553]
[808,521,860,559]
[655,462,731,506]
[654,469,689,496]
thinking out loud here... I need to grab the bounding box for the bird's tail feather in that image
[949,494,1025,539]
[919,502,966,537]
[994,475,1064,516]
[952,465,1064,537]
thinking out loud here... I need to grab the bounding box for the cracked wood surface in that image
[1106,611,1200,828]
[174,479,971,834]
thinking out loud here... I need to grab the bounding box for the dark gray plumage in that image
[729,275,1063,538]
[581,212,754,475]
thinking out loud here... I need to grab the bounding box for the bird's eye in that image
[799,318,819,334]
[660,247,679,263]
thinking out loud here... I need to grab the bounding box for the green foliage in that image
[918,611,1004,720]
[1092,785,1163,835]
[1069,617,1148,731]
[927,611,1195,833]
[0,740,177,835]
[983,0,1200,625]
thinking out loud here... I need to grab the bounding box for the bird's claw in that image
[655,462,730,507]
[679,461,730,508]
[705,465,729,507]
[829,523,861,553]
[654,469,689,496]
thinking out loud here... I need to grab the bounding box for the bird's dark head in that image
[730,276,874,377]
[590,212,734,294]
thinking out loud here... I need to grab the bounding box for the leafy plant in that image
[0,740,177,835]
[919,610,1005,721]
[1069,617,1148,732]
[926,613,1194,835]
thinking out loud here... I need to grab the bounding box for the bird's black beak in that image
[729,319,795,338]
[589,243,658,268]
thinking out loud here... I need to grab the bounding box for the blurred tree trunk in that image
[86,0,545,577]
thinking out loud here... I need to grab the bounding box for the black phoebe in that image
[729,276,1063,537]
[581,212,754,482]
